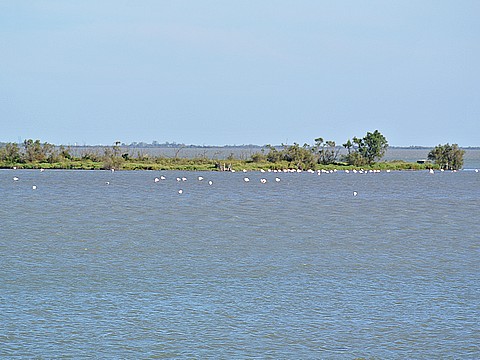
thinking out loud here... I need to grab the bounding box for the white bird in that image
[32,185,37,190]
[13,177,19,181]
[260,178,267,184]
[208,180,213,185]
[178,189,183,194]
[260,169,265,173]
[111,169,115,172]
[275,177,281,182]
[182,177,187,181]
[244,177,250,182]
[198,176,204,181]
[176,177,181,182]
[429,169,434,174]
[154,178,160,183]
[353,191,358,196]
[105,181,110,185]
[475,169,479,173]
[160,175,166,180]
[40,168,45,172]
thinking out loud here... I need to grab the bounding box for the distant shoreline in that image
[1,141,479,150]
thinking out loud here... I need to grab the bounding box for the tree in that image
[342,139,353,154]
[250,150,266,162]
[23,139,55,162]
[102,142,125,170]
[343,130,388,165]
[23,139,42,162]
[265,145,283,163]
[314,137,339,165]
[359,130,388,164]
[58,145,72,160]
[427,143,465,170]
[262,143,316,169]
[0,143,21,164]
[283,143,316,169]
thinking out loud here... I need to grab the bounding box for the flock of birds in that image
[9,167,479,196]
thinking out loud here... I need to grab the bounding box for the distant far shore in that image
[2,141,479,150]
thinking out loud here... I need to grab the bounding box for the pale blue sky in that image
[1,1,478,146]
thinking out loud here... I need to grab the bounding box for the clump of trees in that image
[314,138,340,165]
[1,142,21,164]
[0,139,98,168]
[342,130,389,166]
[427,143,465,170]
[250,143,317,170]
[0,139,221,170]
[0,140,72,165]
[102,141,125,170]
[251,130,389,169]
[22,139,55,162]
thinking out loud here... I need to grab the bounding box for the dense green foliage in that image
[343,130,389,166]
[427,143,465,170]
[0,140,63,164]
[264,143,317,170]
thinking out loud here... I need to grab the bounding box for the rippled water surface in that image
[1,169,479,358]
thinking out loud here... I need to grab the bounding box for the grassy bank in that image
[0,158,438,171]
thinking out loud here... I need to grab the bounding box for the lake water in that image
[1,169,479,359]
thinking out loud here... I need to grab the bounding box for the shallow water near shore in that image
[1,169,479,358]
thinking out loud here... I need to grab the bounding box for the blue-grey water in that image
[1,169,479,359]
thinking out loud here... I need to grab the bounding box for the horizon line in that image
[1,140,479,149]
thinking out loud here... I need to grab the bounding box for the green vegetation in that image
[346,130,388,165]
[252,130,389,169]
[427,143,465,170]
[315,138,340,165]
[0,133,464,171]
